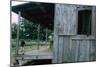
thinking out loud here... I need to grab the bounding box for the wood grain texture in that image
[55,4,77,35]
[58,36,63,63]
[62,36,71,62]
[92,6,96,37]
[53,4,96,63]
[71,39,96,62]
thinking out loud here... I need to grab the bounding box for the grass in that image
[11,39,51,49]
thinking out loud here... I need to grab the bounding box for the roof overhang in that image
[12,2,55,30]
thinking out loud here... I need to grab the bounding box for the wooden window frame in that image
[77,7,92,35]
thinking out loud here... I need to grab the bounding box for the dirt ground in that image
[11,40,52,65]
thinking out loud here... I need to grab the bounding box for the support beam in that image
[16,11,21,56]
[45,28,48,46]
[37,24,40,49]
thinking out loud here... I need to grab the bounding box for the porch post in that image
[37,24,40,49]
[16,11,21,56]
[45,28,48,47]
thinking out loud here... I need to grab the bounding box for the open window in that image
[77,10,92,35]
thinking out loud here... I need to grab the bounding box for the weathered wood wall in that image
[54,4,77,35]
[71,36,96,62]
[52,4,96,63]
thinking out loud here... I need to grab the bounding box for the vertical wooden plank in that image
[45,28,48,46]
[78,40,85,61]
[37,24,40,49]
[69,5,77,34]
[74,40,80,62]
[58,36,64,63]
[89,40,96,61]
[56,4,64,35]
[78,40,90,62]
[52,4,59,63]
[65,5,77,35]
[84,40,90,61]
[71,39,80,62]
[92,6,96,37]
[52,34,59,63]
[63,36,71,62]
[70,40,75,62]
[16,11,21,56]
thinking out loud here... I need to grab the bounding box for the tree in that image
[21,18,38,40]
[12,18,52,41]
[11,23,17,39]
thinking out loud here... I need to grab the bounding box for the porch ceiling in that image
[12,2,55,30]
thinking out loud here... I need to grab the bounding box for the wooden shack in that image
[12,2,96,65]
[53,4,96,63]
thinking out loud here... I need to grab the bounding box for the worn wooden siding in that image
[71,39,96,62]
[55,36,96,63]
[57,36,71,63]
[92,6,96,37]
[62,36,71,62]
[53,4,77,63]
[53,4,96,63]
[54,4,77,35]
